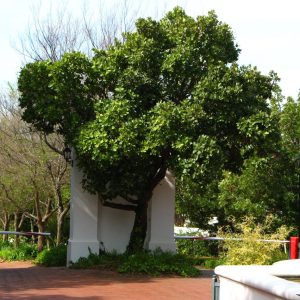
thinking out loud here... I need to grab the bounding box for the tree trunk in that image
[2,213,11,242]
[14,213,20,248]
[13,212,26,248]
[126,192,151,254]
[37,221,45,252]
[30,218,36,244]
[56,216,63,246]
[126,164,168,254]
[56,205,70,245]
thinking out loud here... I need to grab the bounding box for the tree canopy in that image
[18,7,279,252]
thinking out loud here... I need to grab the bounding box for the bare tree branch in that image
[14,0,144,63]
[43,133,64,156]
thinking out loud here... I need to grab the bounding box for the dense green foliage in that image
[178,95,300,231]
[176,238,223,268]
[71,250,200,277]
[0,241,38,261]
[0,242,67,267]
[35,245,67,266]
[71,250,124,269]
[279,97,300,233]
[218,156,296,228]
[211,97,300,230]
[177,238,218,257]
[118,251,200,277]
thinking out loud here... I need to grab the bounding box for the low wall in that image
[215,260,300,300]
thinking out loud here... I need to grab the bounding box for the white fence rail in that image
[0,231,51,236]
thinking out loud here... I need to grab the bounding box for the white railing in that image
[0,231,50,236]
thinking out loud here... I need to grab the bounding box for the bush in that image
[35,245,67,266]
[71,249,201,277]
[71,250,124,270]
[177,238,219,257]
[202,257,224,269]
[0,242,38,261]
[118,250,200,277]
[218,215,291,265]
[175,232,220,270]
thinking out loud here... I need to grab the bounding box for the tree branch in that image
[42,207,57,223]
[24,212,38,221]
[43,133,64,156]
[103,200,136,211]
[122,195,139,204]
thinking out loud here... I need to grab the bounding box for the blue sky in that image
[1,0,300,99]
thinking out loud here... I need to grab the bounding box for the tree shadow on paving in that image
[198,268,215,278]
[0,265,164,293]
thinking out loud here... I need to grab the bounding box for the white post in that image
[67,161,99,265]
[145,171,177,252]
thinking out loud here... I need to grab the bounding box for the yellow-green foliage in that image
[218,215,291,265]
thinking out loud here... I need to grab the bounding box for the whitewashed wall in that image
[67,165,100,265]
[145,170,177,252]
[67,161,176,264]
[98,199,135,253]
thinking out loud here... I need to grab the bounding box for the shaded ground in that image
[0,261,213,299]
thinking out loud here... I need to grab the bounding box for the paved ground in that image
[0,261,213,299]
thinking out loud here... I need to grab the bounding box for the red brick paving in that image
[0,261,212,299]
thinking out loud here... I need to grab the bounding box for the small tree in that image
[218,215,291,265]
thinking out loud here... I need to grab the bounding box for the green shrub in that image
[202,257,224,269]
[0,241,10,248]
[71,249,201,277]
[71,250,124,269]
[175,232,220,270]
[218,215,291,265]
[118,250,200,277]
[270,249,289,264]
[0,242,38,261]
[177,238,219,257]
[35,245,67,266]
[71,253,99,269]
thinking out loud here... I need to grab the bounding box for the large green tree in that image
[217,155,296,230]
[18,7,277,252]
[176,74,282,230]
[186,94,299,232]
